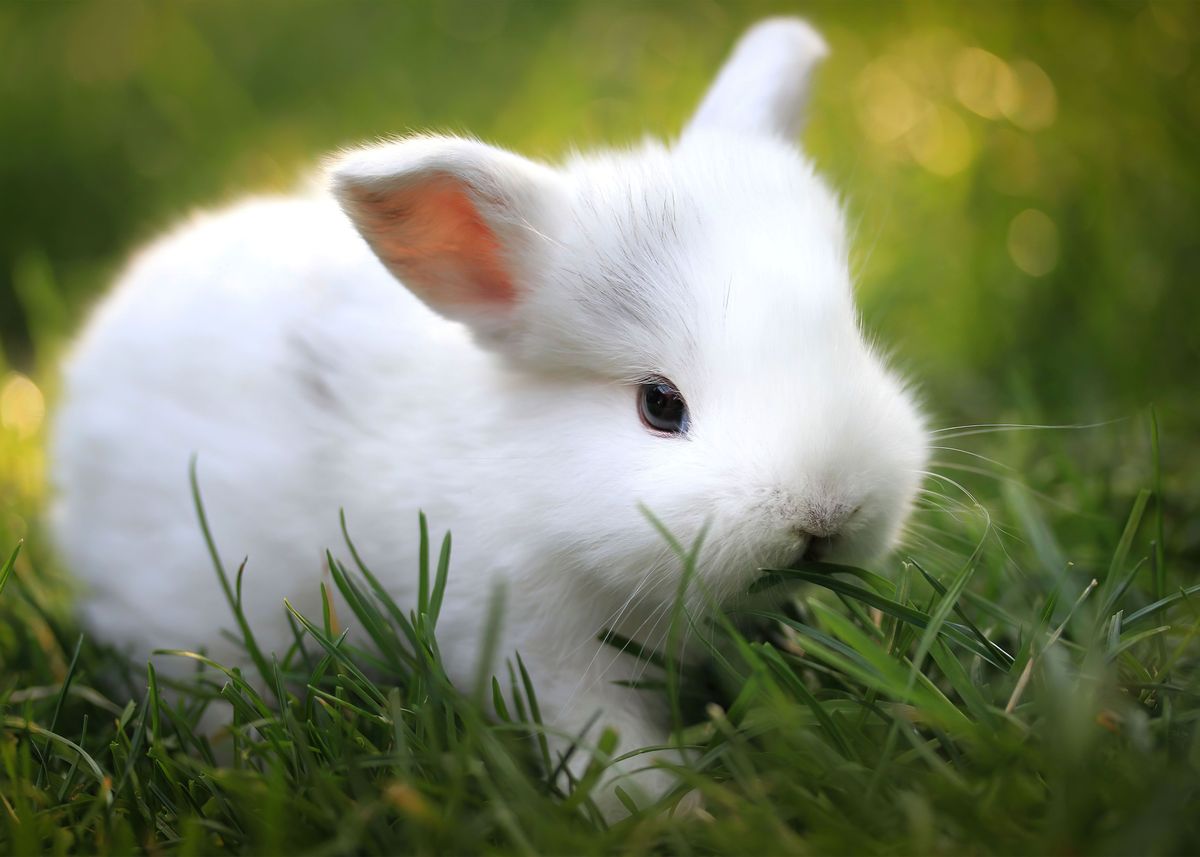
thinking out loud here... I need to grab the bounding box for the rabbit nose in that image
[793,502,860,561]
[794,501,857,539]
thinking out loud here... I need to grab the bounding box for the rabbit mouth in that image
[785,535,837,567]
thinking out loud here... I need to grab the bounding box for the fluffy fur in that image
[50,18,927,809]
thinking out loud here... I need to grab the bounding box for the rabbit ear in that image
[685,18,828,141]
[330,136,564,340]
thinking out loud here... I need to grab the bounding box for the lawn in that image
[2,2,1198,854]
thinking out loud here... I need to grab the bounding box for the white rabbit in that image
[50,18,926,810]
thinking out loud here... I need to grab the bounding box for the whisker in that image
[905,519,984,549]
[558,561,673,710]
[628,602,675,687]
[916,470,988,516]
[605,585,676,689]
[914,486,977,518]
[570,559,686,707]
[930,417,1125,440]
[927,445,1016,472]
[916,484,984,511]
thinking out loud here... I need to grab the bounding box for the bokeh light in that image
[1005,60,1058,131]
[907,104,976,176]
[0,373,44,440]
[952,48,1018,120]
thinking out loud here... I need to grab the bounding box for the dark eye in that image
[638,379,690,436]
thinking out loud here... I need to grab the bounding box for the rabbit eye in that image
[638,379,690,436]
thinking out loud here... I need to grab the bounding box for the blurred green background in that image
[1,0,1197,497]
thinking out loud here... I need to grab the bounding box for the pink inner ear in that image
[350,175,517,309]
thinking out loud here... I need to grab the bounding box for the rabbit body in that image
[50,19,927,807]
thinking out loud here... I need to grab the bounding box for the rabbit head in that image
[330,19,927,607]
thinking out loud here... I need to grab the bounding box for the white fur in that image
[50,19,926,811]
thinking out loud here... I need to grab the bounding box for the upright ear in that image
[685,17,828,141]
[329,136,566,342]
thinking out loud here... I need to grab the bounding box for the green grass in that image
[2,411,1198,855]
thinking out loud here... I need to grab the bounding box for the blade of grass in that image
[754,559,895,595]
[0,541,19,596]
[1005,578,1098,714]
[1122,583,1200,628]
[4,716,109,794]
[1098,488,1151,615]
[189,457,274,695]
[748,567,1005,668]
[1108,625,1171,661]
[417,512,430,615]
[515,652,553,777]
[34,632,84,790]
[755,643,854,757]
[280,602,387,708]
[909,557,1015,669]
[1150,406,1166,602]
